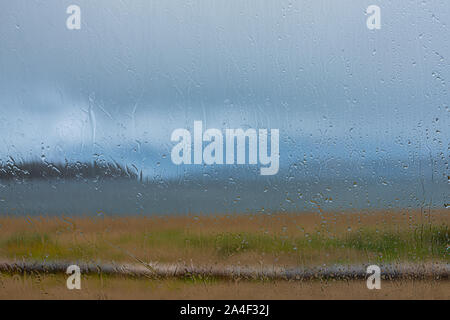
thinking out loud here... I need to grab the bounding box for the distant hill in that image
[0,159,140,181]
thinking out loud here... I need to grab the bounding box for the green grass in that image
[120,224,449,261]
[1,224,448,263]
[1,233,105,261]
[342,224,449,262]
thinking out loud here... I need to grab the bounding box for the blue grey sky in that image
[0,1,448,182]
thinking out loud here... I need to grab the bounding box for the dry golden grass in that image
[0,209,448,266]
[2,208,446,234]
[0,273,448,300]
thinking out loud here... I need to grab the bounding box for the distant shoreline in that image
[0,160,140,181]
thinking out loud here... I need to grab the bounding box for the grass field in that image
[0,209,447,266]
[0,209,448,299]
